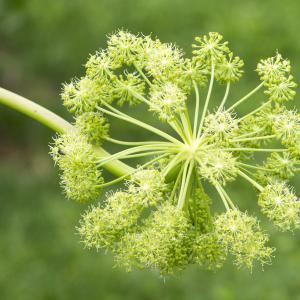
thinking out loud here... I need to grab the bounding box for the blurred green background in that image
[1,0,300,299]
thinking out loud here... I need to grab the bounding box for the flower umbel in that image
[52,30,300,275]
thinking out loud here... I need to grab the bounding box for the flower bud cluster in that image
[193,32,230,63]
[79,169,167,251]
[61,77,111,115]
[78,192,139,249]
[75,112,109,145]
[113,72,145,106]
[197,149,238,185]
[149,82,187,121]
[203,110,238,143]
[258,181,300,231]
[257,53,297,102]
[258,152,298,182]
[215,53,244,83]
[189,188,227,271]
[50,131,103,203]
[192,233,227,271]
[115,203,192,275]
[193,32,244,83]
[272,107,300,146]
[214,210,274,269]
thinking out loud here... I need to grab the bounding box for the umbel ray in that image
[1,31,300,275]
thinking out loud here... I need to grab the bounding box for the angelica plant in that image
[1,30,300,276]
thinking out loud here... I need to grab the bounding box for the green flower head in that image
[214,210,274,269]
[259,181,300,231]
[49,30,300,275]
[50,130,103,203]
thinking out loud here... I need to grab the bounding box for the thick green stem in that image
[0,87,72,133]
[0,87,134,177]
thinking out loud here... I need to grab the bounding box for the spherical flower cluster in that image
[258,152,298,181]
[272,108,300,145]
[51,30,300,275]
[203,110,238,143]
[149,82,187,121]
[75,112,109,145]
[215,53,244,83]
[265,75,297,102]
[256,53,291,82]
[107,30,143,66]
[257,52,297,103]
[197,149,238,185]
[214,210,274,269]
[61,77,109,115]
[192,233,227,271]
[85,50,115,78]
[258,181,300,231]
[50,130,103,203]
[193,32,229,63]
[115,203,192,275]
[127,169,167,206]
[78,192,139,249]
[144,42,184,81]
[113,72,145,106]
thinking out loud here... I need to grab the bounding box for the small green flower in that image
[193,32,229,63]
[256,52,291,83]
[149,82,187,121]
[259,181,300,231]
[75,112,109,145]
[265,75,297,102]
[50,130,103,203]
[272,108,300,145]
[197,149,238,185]
[115,202,192,275]
[214,210,274,269]
[215,53,244,83]
[203,109,238,143]
[113,72,145,106]
[192,233,227,271]
[61,77,111,114]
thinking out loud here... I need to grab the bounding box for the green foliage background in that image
[1,0,300,299]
